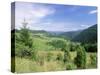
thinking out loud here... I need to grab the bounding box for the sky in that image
[13,2,97,32]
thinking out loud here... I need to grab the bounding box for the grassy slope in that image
[33,34,67,51]
[15,52,97,73]
[14,31,97,73]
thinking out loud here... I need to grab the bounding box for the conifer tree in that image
[74,45,86,69]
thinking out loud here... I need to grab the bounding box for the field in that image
[14,51,97,73]
[11,26,97,73]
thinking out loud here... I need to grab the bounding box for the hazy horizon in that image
[14,23,96,33]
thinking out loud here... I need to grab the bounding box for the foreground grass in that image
[14,51,97,73]
[15,57,65,73]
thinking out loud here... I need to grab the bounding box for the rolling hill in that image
[12,24,97,44]
[72,24,97,43]
[59,30,82,40]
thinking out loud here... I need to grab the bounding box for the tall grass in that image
[14,51,97,73]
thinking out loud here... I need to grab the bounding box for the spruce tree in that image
[19,19,33,57]
[20,19,33,48]
[74,45,86,69]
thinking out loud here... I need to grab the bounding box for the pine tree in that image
[20,18,33,48]
[74,45,86,69]
[18,18,33,57]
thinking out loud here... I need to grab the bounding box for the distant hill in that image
[47,31,63,35]
[59,30,82,39]
[29,30,47,34]
[72,24,97,43]
[12,24,97,44]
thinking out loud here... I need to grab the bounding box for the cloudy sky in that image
[13,2,97,32]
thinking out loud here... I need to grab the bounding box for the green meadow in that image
[11,24,97,73]
[14,52,96,73]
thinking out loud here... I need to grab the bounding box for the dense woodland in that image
[11,21,97,73]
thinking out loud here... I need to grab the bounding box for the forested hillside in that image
[72,24,97,43]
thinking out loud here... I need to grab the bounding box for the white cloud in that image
[89,10,97,14]
[15,2,55,29]
[81,25,88,27]
[29,20,76,32]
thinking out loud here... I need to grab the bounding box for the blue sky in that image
[14,2,97,32]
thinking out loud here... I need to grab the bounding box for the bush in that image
[74,45,86,69]
[48,39,67,50]
[70,43,80,51]
[84,43,97,52]
[63,50,71,63]
[66,63,76,70]
[90,54,97,68]
[56,53,64,61]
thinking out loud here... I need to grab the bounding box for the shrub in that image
[74,45,86,69]
[66,63,76,70]
[56,53,64,61]
[84,43,97,52]
[90,54,97,68]
[63,50,71,64]
[48,39,67,50]
[70,43,79,51]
